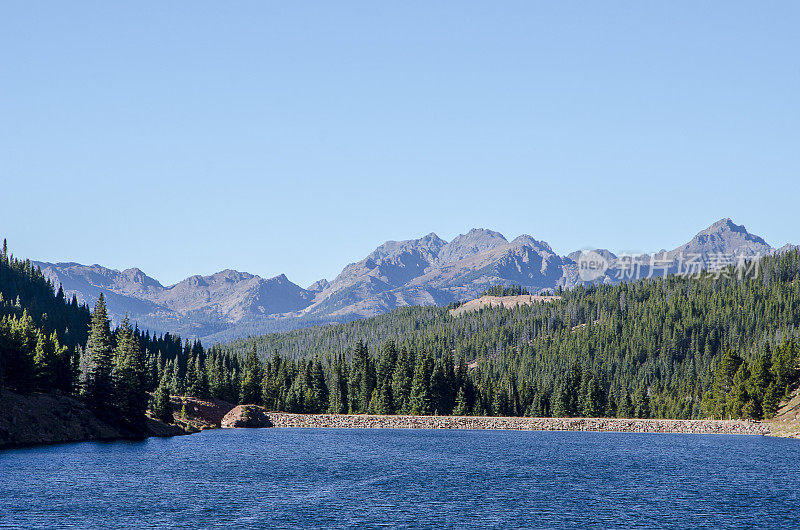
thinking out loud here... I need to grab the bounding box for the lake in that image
[2,429,799,528]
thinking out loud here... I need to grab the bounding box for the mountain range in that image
[33,218,793,343]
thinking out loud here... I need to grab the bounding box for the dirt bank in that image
[169,396,236,432]
[766,389,800,439]
[0,389,184,450]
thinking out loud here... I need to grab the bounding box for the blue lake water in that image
[2,428,799,529]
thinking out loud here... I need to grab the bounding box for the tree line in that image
[480,285,531,297]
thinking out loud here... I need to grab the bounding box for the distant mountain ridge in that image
[33,218,791,342]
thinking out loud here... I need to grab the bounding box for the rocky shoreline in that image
[0,390,781,451]
[264,412,772,435]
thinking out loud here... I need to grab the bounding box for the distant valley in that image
[33,218,794,343]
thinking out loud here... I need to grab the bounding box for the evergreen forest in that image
[2,237,799,426]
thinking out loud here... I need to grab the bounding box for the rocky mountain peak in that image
[120,267,162,288]
[437,228,508,265]
[510,235,555,255]
[32,219,794,343]
[669,218,772,257]
[700,218,750,236]
[366,233,447,263]
[306,279,330,292]
[566,248,618,263]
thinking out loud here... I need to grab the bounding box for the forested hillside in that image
[0,238,236,431]
[0,240,90,395]
[3,236,799,425]
[220,250,800,419]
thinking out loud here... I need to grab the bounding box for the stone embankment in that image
[265,413,771,436]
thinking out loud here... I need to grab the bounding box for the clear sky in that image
[2,2,798,288]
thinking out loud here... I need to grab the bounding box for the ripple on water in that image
[1,429,800,529]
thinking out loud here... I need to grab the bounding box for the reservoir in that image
[2,428,799,528]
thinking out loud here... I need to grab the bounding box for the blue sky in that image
[2,2,798,288]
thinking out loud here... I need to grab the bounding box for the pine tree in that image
[409,352,433,415]
[492,382,508,416]
[357,341,375,413]
[185,355,200,396]
[327,355,348,414]
[285,374,305,413]
[85,294,115,421]
[617,391,634,418]
[311,359,329,412]
[33,330,57,391]
[430,361,453,415]
[114,316,147,431]
[579,375,605,417]
[391,347,414,414]
[151,375,173,423]
[605,389,618,418]
[366,389,381,414]
[240,344,263,404]
[453,386,469,415]
[3,311,36,392]
[633,386,651,418]
[377,341,398,389]
[167,360,184,395]
[712,350,743,418]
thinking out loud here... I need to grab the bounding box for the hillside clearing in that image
[450,294,560,317]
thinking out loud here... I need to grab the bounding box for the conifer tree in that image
[151,375,173,423]
[712,350,744,418]
[347,341,374,413]
[185,355,200,396]
[240,344,263,404]
[492,382,508,416]
[633,386,651,418]
[114,316,147,430]
[327,355,348,414]
[617,391,634,418]
[391,347,414,414]
[453,386,469,415]
[409,352,433,415]
[311,359,328,411]
[3,310,36,392]
[33,330,57,391]
[85,294,115,420]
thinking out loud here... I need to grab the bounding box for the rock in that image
[221,405,273,428]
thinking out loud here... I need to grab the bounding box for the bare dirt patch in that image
[169,396,235,431]
[450,294,560,317]
[767,389,800,439]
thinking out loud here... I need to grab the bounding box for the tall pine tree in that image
[84,294,115,421]
[114,316,147,431]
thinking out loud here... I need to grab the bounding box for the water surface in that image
[2,429,799,528]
